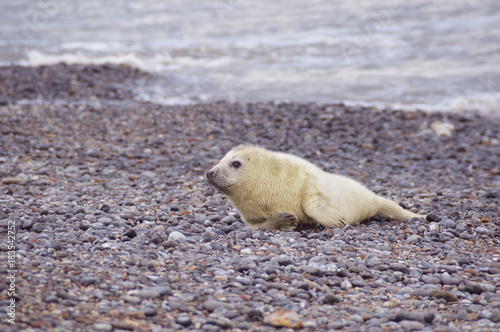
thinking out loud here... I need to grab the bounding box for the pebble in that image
[203,299,234,312]
[263,310,303,328]
[3,64,499,332]
[407,235,419,243]
[399,320,425,331]
[479,309,499,322]
[429,289,458,302]
[475,226,490,235]
[320,293,341,304]
[394,311,425,323]
[79,276,99,285]
[207,314,233,328]
[168,231,187,242]
[93,323,113,331]
[121,295,142,304]
[389,263,409,274]
[1,177,23,184]
[176,314,192,327]
[124,229,137,238]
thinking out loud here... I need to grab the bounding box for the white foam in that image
[447,93,500,116]
[20,49,148,68]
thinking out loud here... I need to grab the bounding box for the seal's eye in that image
[231,161,242,169]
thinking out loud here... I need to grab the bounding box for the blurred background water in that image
[1,0,500,114]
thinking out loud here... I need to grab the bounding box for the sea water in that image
[1,0,499,115]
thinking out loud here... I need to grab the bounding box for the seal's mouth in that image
[207,180,231,193]
[206,177,233,193]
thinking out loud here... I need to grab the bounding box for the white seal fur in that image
[207,145,425,230]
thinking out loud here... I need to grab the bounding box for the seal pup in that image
[207,145,425,230]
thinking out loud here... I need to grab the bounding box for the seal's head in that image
[206,145,251,193]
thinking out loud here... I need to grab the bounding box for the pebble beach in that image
[1,64,499,331]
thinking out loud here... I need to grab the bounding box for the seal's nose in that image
[207,171,215,179]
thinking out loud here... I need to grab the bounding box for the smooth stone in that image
[2,177,23,184]
[168,231,186,242]
[98,217,113,225]
[80,276,99,285]
[299,265,323,276]
[263,310,303,328]
[426,214,440,222]
[141,306,157,317]
[176,314,192,327]
[22,219,35,229]
[93,323,113,331]
[203,299,234,312]
[131,289,161,299]
[207,315,233,328]
[389,263,409,274]
[221,215,237,224]
[320,293,341,304]
[456,309,468,320]
[429,289,458,302]
[124,229,137,238]
[399,320,425,331]
[479,309,499,322]
[121,295,142,304]
[475,226,490,235]
[407,235,419,243]
[341,280,353,290]
[394,311,425,323]
[465,283,485,294]
[141,171,157,178]
[422,276,441,284]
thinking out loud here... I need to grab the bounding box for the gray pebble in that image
[476,318,496,327]
[132,289,161,299]
[460,232,475,240]
[422,276,441,284]
[121,295,142,304]
[203,299,234,312]
[21,219,35,229]
[456,309,468,321]
[162,240,179,248]
[475,226,490,235]
[479,309,499,322]
[399,320,425,331]
[93,323,113,331]
[465,283,485,294]
[320,293,341,304]
[80,276,99,285]
[441,219,456,228]
[407,235,419,243]
[441,276,462,285]
[98,217,113,226]
[351,278,368,288]
[394,311,425,323]
[300,265,323,276]
[349,314,364,324]
[221,215,237,224]
[207,314,233,328]
[43,295,59,303]
[176,314,192,327]
[168,231,186,242]
[341,280,353,290]
[389,263,409,274]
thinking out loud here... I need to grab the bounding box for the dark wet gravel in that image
[1,64,499,331]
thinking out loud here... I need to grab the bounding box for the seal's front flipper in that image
[261,212,299,231]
